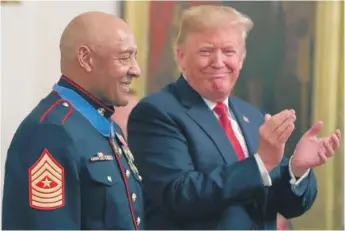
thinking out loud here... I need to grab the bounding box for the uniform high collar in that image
[57,75,114,119]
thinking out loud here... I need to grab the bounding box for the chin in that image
[213,86,232,95]
[113,97,129,107]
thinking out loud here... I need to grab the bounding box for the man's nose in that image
[129,59,141,78]
[211,51,225,69]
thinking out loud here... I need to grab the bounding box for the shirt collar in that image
[202,97,230,114]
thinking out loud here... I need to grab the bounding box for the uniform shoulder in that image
[9,93,77,150]
[9,93,76,150]
[35,92,76,126]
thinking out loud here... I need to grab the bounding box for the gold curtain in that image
[123,1,149,99]
[293,1,344,229]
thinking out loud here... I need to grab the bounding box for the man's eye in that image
[224,50,236,55]
[199,50,211,56]
[120,57,131,61]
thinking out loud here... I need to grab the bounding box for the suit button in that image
[131,193,137,203]
[138,175,142,182]
[107,176,112,182]
[136,217,141,226]
[126,170,131,178]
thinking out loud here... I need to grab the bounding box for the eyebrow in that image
[199,44,237,49]
[118,48,137,55]
[199,44,214,48]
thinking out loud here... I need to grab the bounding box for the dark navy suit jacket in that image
[127,76,317,230]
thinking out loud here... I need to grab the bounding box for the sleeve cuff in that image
[254,153,272,187]
[288,155,310,186]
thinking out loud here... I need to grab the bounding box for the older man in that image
[127,5,341,230]
[2,11,144,229]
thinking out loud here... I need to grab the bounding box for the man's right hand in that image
[257,109,296,172]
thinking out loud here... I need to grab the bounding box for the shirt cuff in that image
[288,156,310,185]
[254,153,272,187]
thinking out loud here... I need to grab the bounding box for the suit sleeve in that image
[2,124,81,230]
[267,158,317,219]
[127,102,267,221]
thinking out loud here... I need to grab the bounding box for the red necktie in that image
[213,103,245,161]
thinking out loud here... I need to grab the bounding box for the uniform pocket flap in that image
[86,162,119,186]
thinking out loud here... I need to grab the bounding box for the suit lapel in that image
[187,102,238,164]
[228,97,256,156]
[174,76,238,164]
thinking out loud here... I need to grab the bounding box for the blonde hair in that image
[175,5,254,47]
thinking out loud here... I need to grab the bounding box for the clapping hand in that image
[291,121,341,177]
[257,109,296,172]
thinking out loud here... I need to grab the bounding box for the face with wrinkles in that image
[79,28,141,107]
[176,25,245,102]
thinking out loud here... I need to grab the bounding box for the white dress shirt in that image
[202,97,310,187]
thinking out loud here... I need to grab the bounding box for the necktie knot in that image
[213,103,228,118]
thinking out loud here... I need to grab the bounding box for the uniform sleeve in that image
[2,124,81,230]
[127,102,266,221]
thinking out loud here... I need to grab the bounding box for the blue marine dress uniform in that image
[2,75,144,230]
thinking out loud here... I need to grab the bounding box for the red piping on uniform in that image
[61,75,114,113]
[40,98,74,125]
[108,138,139,230]
[40,99,66,122]
[62,106,74,125]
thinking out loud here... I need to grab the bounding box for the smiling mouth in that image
[208,72,231,75]
[120,82,131,92]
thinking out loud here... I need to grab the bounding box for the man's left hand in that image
[291,121,341,177]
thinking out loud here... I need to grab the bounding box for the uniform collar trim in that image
[58,75,114,119]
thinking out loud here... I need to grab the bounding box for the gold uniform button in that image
[125,169,131,178]
[131,193,137,203]
[136,217,141,225]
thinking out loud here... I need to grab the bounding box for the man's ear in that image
[237,49,246,71]
[175,46,186,71]
[77,45,93,72]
